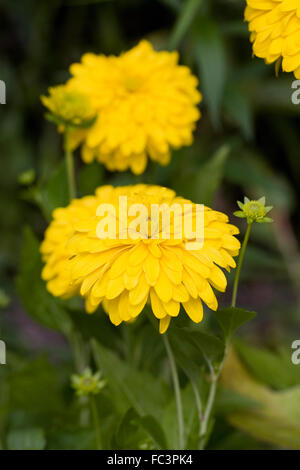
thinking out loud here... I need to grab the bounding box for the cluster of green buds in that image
[234,197,273,224]
[71,368,106,397]
[41,85,96,131]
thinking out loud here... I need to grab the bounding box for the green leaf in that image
[162,384,198,450]
[40,160,69,219]
[195,17,227,127]
[170,326,224,364]
[214,307,256,339]
[221,348,300,449]
[47,430,95,450]
[223,83,254,140]
[215,388,261,415]
[175,145,230,206]
[8,356,64,413]
[16,226,73,335]
[78,160,104,196]
[7,427,46,450]
[116,408,167,450]
[236,341,300,390]
[194,145,230,205]
[91,339,171,420]
[225,151,295,211]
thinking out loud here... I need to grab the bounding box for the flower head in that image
[71,368,106,397]
[66,40,201,174]
[245,0,300,78]
[41,185,240,333]
[234,196,273,224]
[41,85,96,130]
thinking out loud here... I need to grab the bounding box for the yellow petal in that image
[143,255,160,285]
[129,273,149,306]
[183,298,203,323]
[150,289,167,319]
[159,315,171,334]
[154,269,173,303]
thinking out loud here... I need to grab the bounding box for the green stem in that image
[90,395,102,450]
[163,334,184,450]
[199,374,217,450]
[231,222,252,308]
[191,380,203,436]
[168,0,203,50]
[64,131,76,201]
[198,223,253,449]
[68,330,85,373]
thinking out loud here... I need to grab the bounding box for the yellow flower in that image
[41,185,240,334]
[41,85,96,153]
[245,0,300,78]
[66,40,202,174]
[40,195,100,298]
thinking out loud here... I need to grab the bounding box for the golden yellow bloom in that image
[245,0,300,78]
[66,40,202,174]
[41,185,240,333]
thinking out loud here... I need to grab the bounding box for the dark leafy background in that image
[0,0,300,450]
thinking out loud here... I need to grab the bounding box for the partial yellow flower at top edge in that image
[65,40,202,175]
[40,184,240,334]
[245,0,300,78]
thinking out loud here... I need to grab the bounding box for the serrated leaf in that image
[214,307,256,339]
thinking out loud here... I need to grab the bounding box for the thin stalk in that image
[231,222,252,308]
[198,222,252,449]
[191,380,203,434]
[90,395,102,450]
[199,374,217,449]
[168,0,203,50]
[64,130,76,201]
[163,334,184,450]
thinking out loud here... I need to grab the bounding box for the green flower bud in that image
[71,368,106,397]
[234,197,273,224]
[18,169,35,186]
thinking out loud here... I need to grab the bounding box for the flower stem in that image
[90,395,102,450]
[64,130,76,201]
[231,222,252,308]
[198,223,253,449]
[163,334,184,450]
[199,372,217,450]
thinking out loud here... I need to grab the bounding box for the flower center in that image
[123,75,142,92]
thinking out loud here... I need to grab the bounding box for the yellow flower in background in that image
[41,85,96,129]
[41,185,240,333]
[66,40,202,174]
[245,0,300,78]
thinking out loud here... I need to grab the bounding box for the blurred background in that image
[1,0,300,450]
